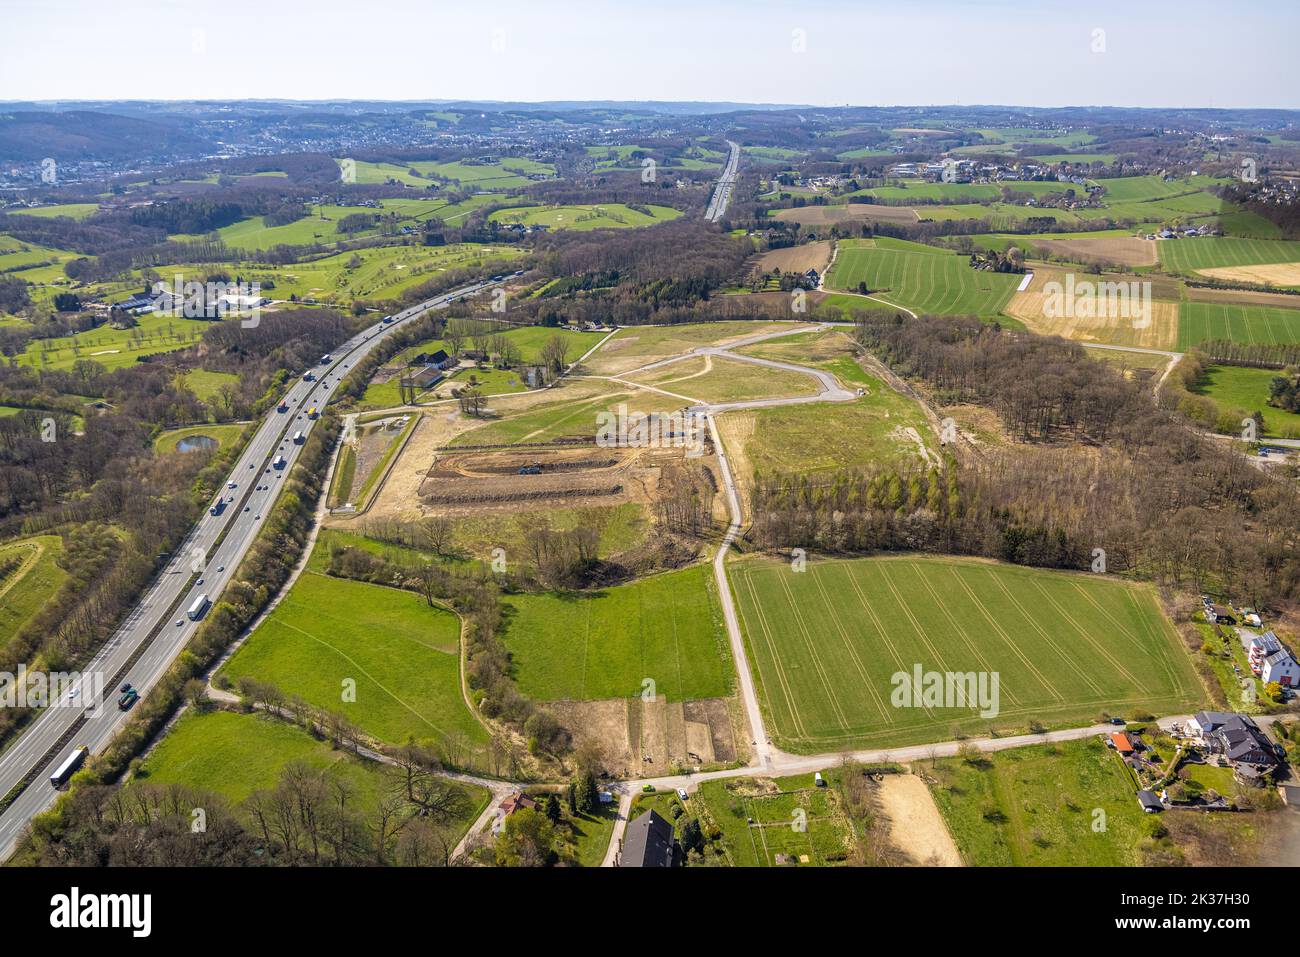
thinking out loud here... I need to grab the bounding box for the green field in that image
[853,179,1087,204]
[221,570,488,750]
[488,204,681,231]
[1033,153,1119,165]
[154,423,246,454]
[138,709,489,840]
[1194,363,1300,438]
[7,203,99,220]
[730,555,1202,753]
[18,313,216,371]
[1093,175,1212,203]
[0,535,68,653]
[826,239,1021,317]
[1159,237,1300,276]
[628,354,820,404]
[501,564,733,702]
[172,198,501,250]
[178,368,240,402]
[928,738,1147,865]
[1177,302,1300,349]
[720,374,935,482]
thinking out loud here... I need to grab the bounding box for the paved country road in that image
[0,277,508,861]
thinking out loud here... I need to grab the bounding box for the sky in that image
[2,0,1297,109]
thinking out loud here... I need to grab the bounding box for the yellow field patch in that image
[1003,268,1179,350]
[1198,261,1300,287]
[1032,236,1157,268]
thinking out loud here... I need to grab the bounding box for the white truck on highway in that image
[186,594,211,621]
[49,747,88,788]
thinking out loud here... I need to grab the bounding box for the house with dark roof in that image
[410,350,455,370]
[1136,790,1164,813]
[1188,711,1280,783]
[619,809,679,868]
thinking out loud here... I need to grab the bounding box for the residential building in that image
[1188,712,1279,780]
[1261,650,1300,687]
[619,809,679,868]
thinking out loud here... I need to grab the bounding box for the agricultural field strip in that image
[733,559,1195,751]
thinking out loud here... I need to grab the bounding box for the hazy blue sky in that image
[2,0,1295,108]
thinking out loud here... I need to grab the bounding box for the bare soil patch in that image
[1004,267,1179,350]
[877,772,963,866]
[546,696,740,777]
[1032,236,1157,268]
[1187,285,1300,309]
[754,240,833,275]
[1198,261,1300,287]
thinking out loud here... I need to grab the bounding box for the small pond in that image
[175,434,219,453]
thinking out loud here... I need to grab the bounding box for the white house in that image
[1249,631,1283,674]
[1261,650,1300,687]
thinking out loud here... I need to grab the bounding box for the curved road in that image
[0,276,508,860]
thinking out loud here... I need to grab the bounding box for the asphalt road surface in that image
[0,275,508,860]
[705,140,740,222]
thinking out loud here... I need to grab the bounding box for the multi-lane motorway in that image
[704,139,740,222]
[0,276,506,859]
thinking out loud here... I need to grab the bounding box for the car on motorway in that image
[217,565,224,572]
[175,618,183,626]
[228,481,237,489]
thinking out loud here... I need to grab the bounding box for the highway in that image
[704,139,740,222]
[0,275,507,860]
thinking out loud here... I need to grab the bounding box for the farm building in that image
[619,810,679,868]
[408,366,444,390]
[410,349,456,370]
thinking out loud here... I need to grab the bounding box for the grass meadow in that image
[501,564,733,702]
[220,571,487,750]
